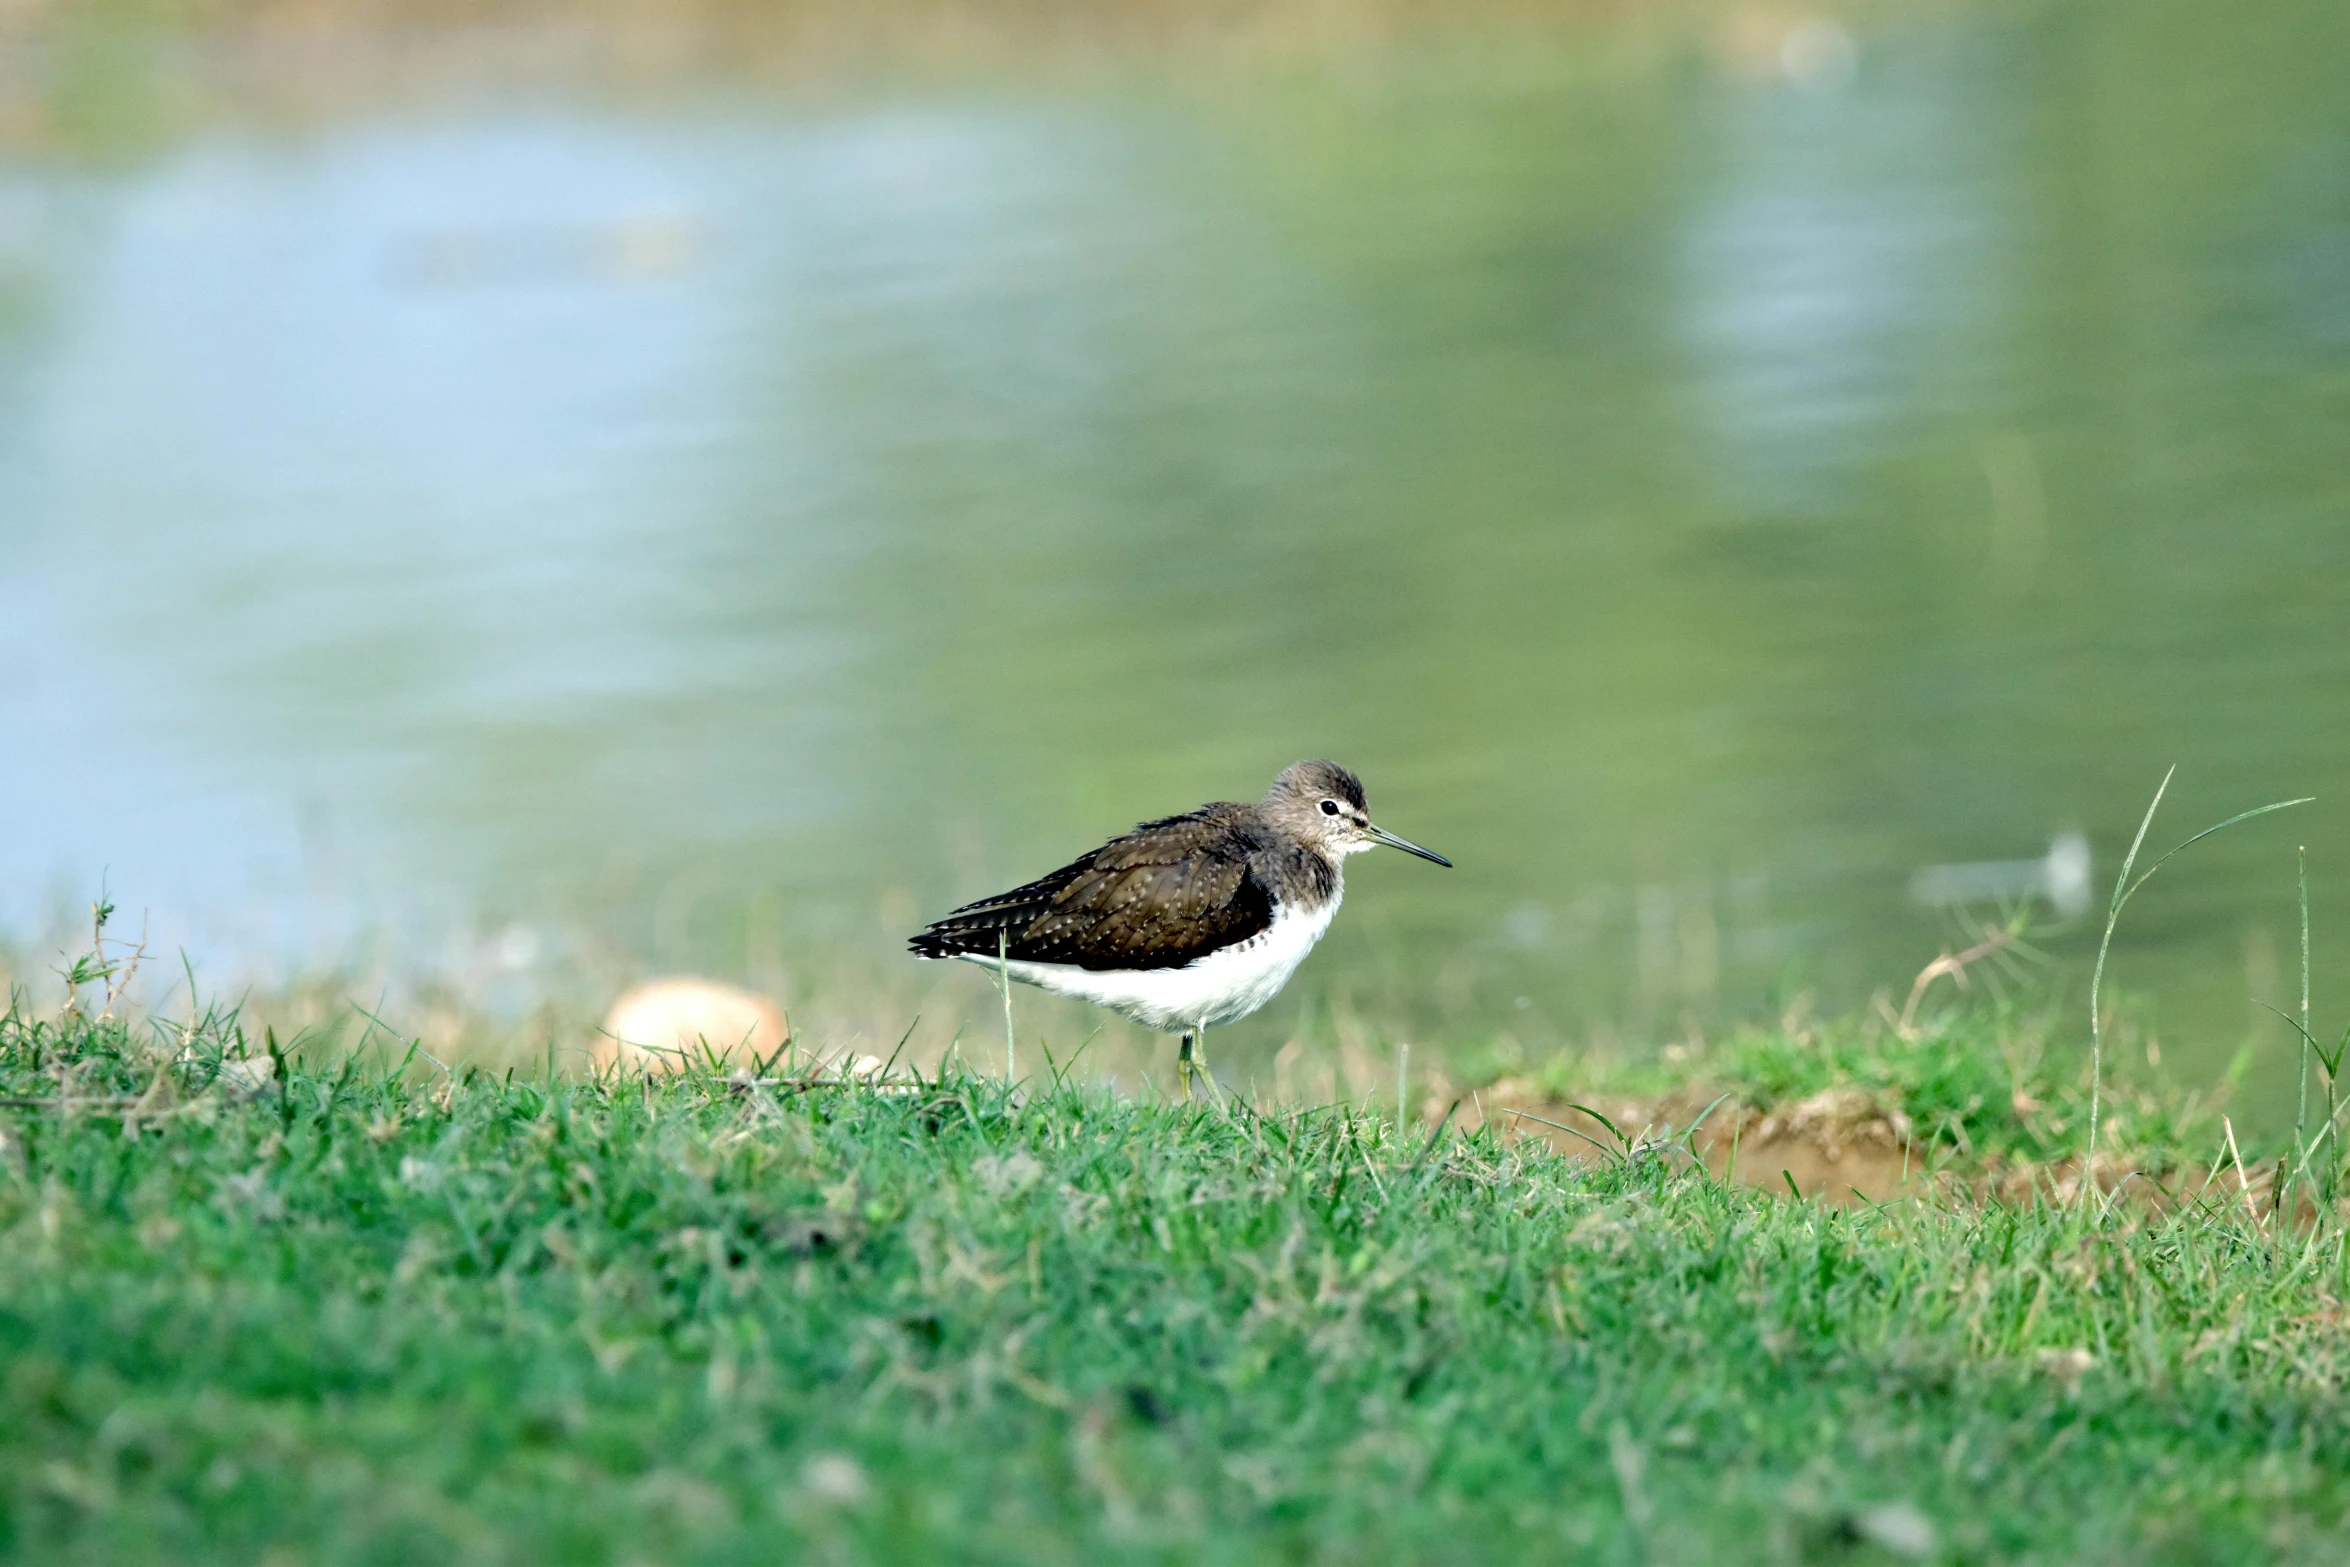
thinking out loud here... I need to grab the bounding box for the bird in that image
[908,760,1450,1097]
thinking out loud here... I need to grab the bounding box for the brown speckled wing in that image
[908,806,1274,971]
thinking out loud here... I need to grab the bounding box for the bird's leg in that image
[1192,1024,1220,1102]
[1177,1030,1197,1102]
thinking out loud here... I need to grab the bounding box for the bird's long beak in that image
[1366,822,1452,867]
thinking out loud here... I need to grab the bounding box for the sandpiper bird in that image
[908,760,1450,1096]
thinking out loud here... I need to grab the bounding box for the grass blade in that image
[1507,1107,1622,1162]
[2085,770,2173,1206]
[2122,799,2314,904]
[2085,773,2311,1215]
[2299,846,2312,1206]
[1561,1101,1628,1150]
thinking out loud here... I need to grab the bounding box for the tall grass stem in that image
[2299,845,2312,1199]
[2086,769,2173,1205]
[2084,771,2311,1215]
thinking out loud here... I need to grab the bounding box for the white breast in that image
[956,893,1341,1033]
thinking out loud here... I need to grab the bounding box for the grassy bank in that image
[5,995,2350,1565]
[1443,998,2264,1206]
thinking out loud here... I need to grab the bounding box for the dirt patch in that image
[1452,1083,1917,1205]
[1443,1080,2276,1212]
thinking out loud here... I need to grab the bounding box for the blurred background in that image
[0,0,2344,1110]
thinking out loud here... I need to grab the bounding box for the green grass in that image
[6,996,2350,1565]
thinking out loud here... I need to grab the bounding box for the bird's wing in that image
[908,807,1274,971]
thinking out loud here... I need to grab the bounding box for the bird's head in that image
[1265,760,1452,867]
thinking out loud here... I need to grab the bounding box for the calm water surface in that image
[2,6,2345,1101]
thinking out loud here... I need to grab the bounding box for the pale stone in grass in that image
[597,977,787,1072]
[801,1453,870,1507]
[1857,1502,1936,1558]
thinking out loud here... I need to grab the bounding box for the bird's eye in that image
[1319,799,1341,816]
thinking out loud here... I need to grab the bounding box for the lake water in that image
[2,4,2345,1104]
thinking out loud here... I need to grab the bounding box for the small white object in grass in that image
[2036,1346,2095,1382]
[598,978,788,1073]
[800,1453,871,1507]
[1856,1502,1935,1558]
